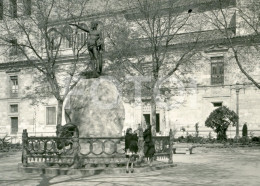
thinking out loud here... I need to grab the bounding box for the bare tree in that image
[206,0,260,89]
[104,0,200,134]
[0,0,92,128]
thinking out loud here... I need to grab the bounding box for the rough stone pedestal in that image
[64,78,125,137]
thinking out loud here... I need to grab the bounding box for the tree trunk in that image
[57,99,63,126]
[223,129,227,140]
[151,93,157,136]
[217,130,227,141]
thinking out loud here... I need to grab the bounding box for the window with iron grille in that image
[10,104,18,113]
[211,56,224,85]
[46,107,56,125]
[10,0,17,18]
[11,117,18,134]
[10,76,18,97]
[9,39,19,56]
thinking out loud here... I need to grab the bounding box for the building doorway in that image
[11,117,18,134]
[143,114,160,133]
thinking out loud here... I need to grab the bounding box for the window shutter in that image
[211,57,224,85]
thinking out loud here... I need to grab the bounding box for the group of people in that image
[124,124,155,173]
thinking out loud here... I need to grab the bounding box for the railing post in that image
[22,129,28,166]
[72,131,80,168]
[168,129,173,164]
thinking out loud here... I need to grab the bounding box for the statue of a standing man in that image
[70,21,104,75]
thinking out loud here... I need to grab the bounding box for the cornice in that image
[48,0,236,26]
[0,55,88,70]
[0,31,259,70]
[5,68,21,74]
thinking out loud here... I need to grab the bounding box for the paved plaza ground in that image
[0,147,260,186]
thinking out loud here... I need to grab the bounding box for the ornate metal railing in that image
[153,136,173,161]
[22,129,173,169]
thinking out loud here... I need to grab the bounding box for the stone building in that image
[0,0,259,142]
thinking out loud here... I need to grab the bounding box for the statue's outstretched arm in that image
[69,23,90,33]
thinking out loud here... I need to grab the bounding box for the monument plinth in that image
[65,78,125,137]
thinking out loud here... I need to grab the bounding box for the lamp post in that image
[234,82,244,139]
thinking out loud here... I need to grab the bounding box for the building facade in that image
[0,0,259,142]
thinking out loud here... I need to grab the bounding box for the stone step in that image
[18,162,177,176]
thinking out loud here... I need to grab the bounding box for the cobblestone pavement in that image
[0,147,260,186]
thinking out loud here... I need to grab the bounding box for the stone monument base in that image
[18,161,177,176]
[64,77,125,138]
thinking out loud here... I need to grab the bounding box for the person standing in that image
[125,128,138,173]
[143,124,155,166]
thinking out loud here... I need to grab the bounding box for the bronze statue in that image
[56,122,79,150]
[70,21,104,75]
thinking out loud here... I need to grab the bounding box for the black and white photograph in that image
[0,0,259,185]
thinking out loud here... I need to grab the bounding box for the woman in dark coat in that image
[125,128,138,173]
[143,124,155,165]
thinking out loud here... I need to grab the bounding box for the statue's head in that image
[91,21,98,30]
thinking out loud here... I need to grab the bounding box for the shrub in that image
[239,136,249,145]
[0,135,10,151]
[180,127,186,134]
[252,137,260,142]
[177,136,185,142]
[186,135,193,143]
[208,132,213,140]
[249,131,255,139]
[195,123,199,137]
[9,143,22,150]
[0,135,22,152]
[205,106,238,141]
[242,123,248,137]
